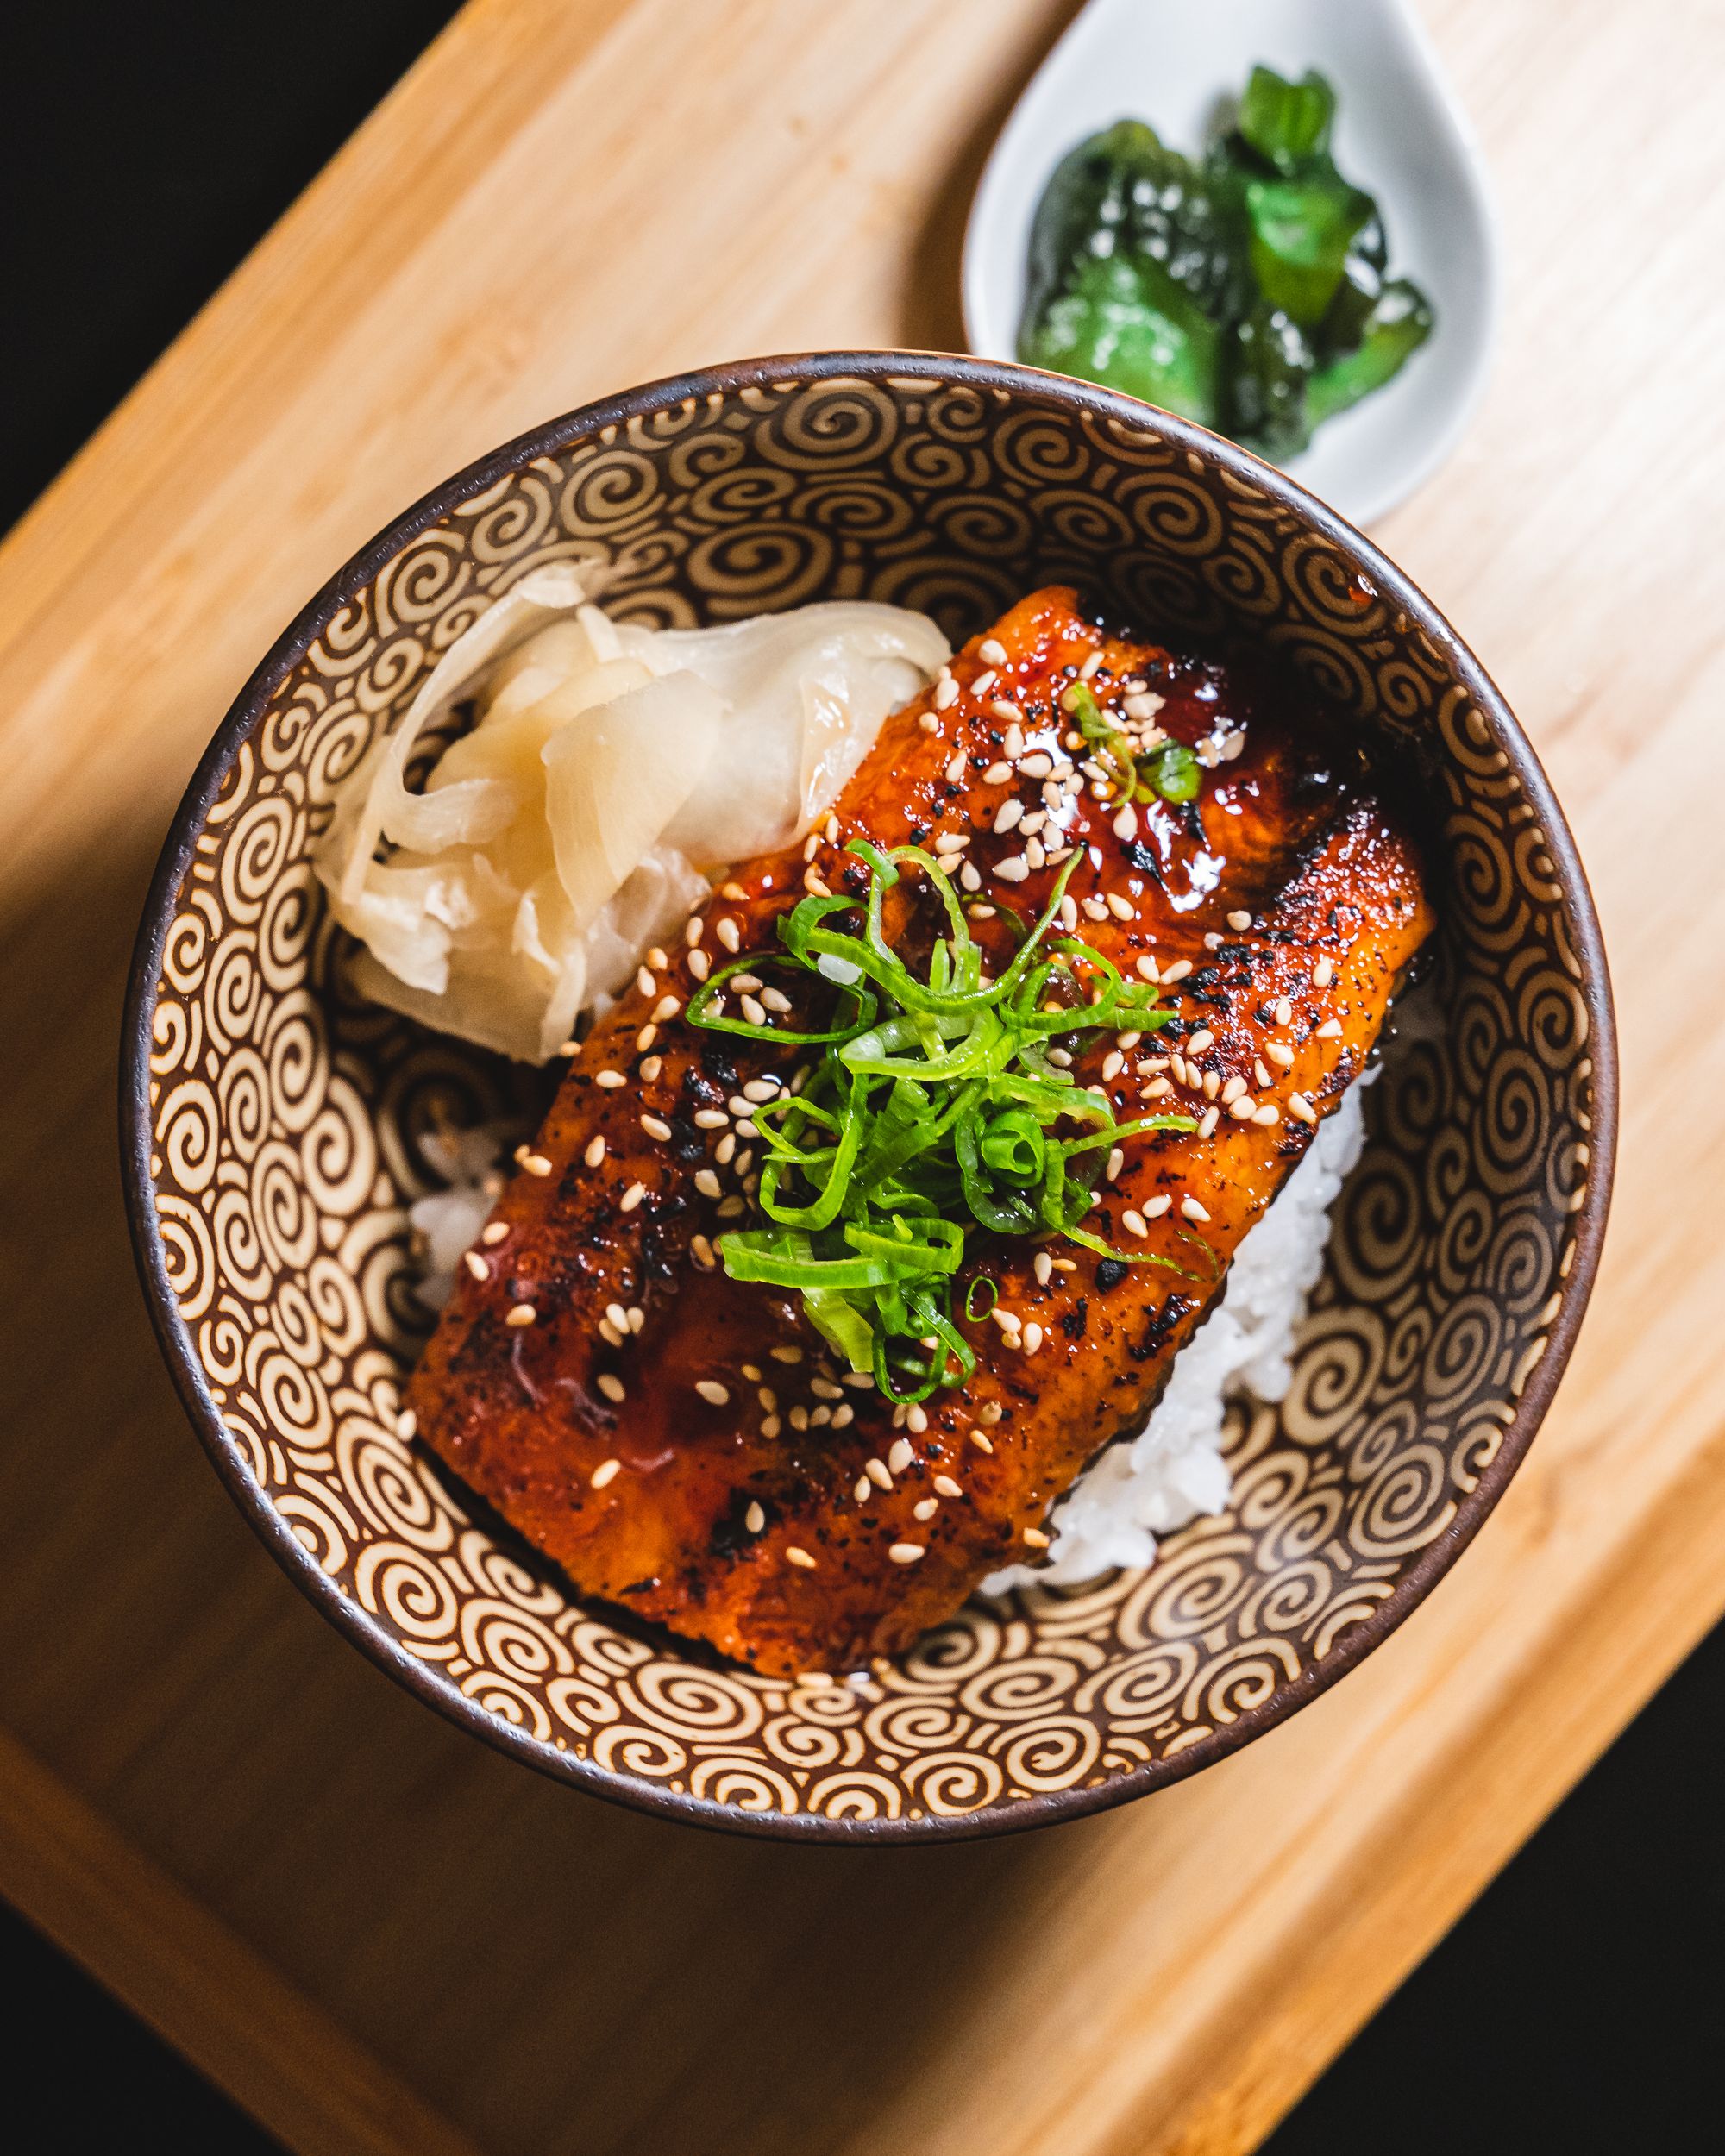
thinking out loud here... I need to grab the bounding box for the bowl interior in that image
[129,358,1607,1839]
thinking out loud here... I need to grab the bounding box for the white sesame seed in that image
[1317,1018,1344,1038]
[693,1169,721,1199]
[481,1220,510,1246]
[760,1415,781,1438]
[913,1496,938,1523]
[994,799,1025,835]
[1313,957,1335,988]
[745,1501,765,1533]
[1079,650,1104,680]
[1227,910,1253,931]
[695,1380,730,1407]
[1267,1042,1295,1068]
[598,1319,624,1348]
[1186,1028,1214,1055]
[1255,1057,1273,1089]
[691,1233,717,1269]
[1034,1250,1053,1286]
[960,861,982,891]
[1106,1146,1126,1182]
[1022,752,1053,778]
[685,918,704,947]
[523,1152,554,1178]
[597,1375,626,1404]
[888,1437,915,1473]
[464,1250,489,1282]
[505,1304,536,1328]
[1106,892,1135,922]
[787,1547,818,1570]
[619,1181,646,1212]
[888,1544,925,1565]
[1198,1106,1220,1138]
[1022,1321,1044,1353]
[688,950,711,981]
[1023,1526,1051,1549]
[972,669,998,697]
[592,1457,621,1487]
[831,1402,854,1428]
[934,675,959,711]
[855,1475,873,1503]
[1252,1102,1281,1126]
[1135,956,1160,983]
[804,832,821,862]
[652,995,681,1025]
[770,1344,804,1364]
[1289,1093,1317,1124]
[1143,1076,1172,1099]
[716,918,740,954]
[637,965,656,997]
[934,1475,963,1500]
[641,1114,672,1141]
[944,751,967,784]
[1274,998,1293,1025]
[1112,802,1138,841]
[995,856,1030,882]
[1123,691,1164,721]
[1101,1050,1125,1082]
[1228,1097,1257,1120]
[740,993,767,1026]
[979,636,1008,666]
[1002,722,1026,758]
[1181,1196,1211,1223]
[637,1025,658,1054]
[558,1039,580,1056]
[1160,959,1193,983]
[990,1307,1021,1335]
[1221,1075,1247,1104]
[596,1069,625,1089]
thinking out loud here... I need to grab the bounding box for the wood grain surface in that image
[1,1,1721,2151]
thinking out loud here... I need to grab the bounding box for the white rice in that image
[409,1125,511,1311]
[982,1079,1369,1593]
[410,1087,1371,1597]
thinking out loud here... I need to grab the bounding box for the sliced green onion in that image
[690,837,1195,1397]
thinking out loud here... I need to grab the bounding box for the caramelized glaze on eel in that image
[407,589,1433,1677]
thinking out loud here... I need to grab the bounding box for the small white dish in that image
[962,0,1501,528]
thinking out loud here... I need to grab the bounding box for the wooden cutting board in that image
[2,2,1721,2151]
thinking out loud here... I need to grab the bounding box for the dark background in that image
[3,6,1716,2151]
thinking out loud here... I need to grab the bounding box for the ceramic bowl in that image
[122,352,1614,1842]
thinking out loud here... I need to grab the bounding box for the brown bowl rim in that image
[120,348,1618,1844]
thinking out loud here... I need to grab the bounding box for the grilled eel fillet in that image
[407,587,1433,1677]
